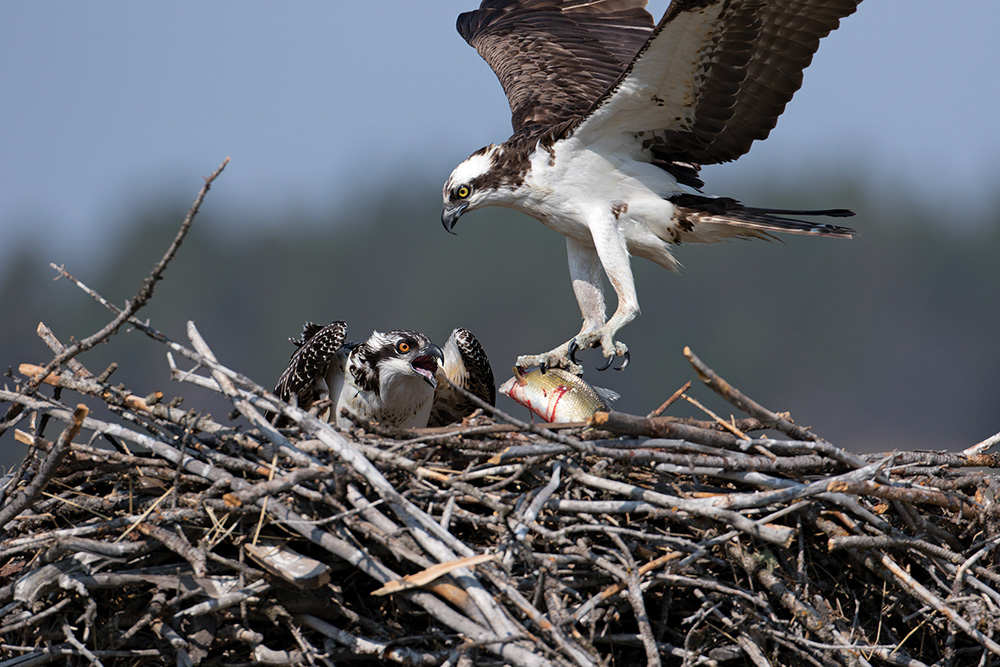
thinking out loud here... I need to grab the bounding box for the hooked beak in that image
[428,343,445,365]
[411,343,445,388]
[441,203,467,235]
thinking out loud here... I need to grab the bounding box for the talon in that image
[539,361,547,374]
[615,350,630,371]
[596,355,614,371]
[567,339,581,366]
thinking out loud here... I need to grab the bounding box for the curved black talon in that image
[538,361,547,375]
[597,349,630,372]
[567,339,581,367]
[615,350,630,371]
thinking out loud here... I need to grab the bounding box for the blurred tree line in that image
[2,171,998,469]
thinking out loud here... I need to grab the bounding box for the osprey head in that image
[358,330,444,392]
[442,144,504,234]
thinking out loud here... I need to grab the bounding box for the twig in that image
[684,346,829,445]
[135,523,207,577]
[647,380,692,418]
[877,552,1000,657]
[35,322,92,378]
[173,579,271,618]
[0,404,87,532]
[513,461,562,542]
[680,392,750,440]
[62,620,105,667]
[964,430,1000,456]
[827,479,978,518]
[589,411,763,449]
[298,614,445,665]
[0,158,228,438]
[610,533,662,667]
[567,462,796,546]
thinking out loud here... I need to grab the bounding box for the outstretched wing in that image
[458,0,653,132]
[575,0,862,165]
[271,321,348,425]
[428,328,496,427]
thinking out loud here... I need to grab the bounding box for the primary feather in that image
[429,327,497,427]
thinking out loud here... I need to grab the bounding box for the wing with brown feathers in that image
[271,321,348,425]
[428,328,496,427]
[458,0,654,132]
[576,0,862,164]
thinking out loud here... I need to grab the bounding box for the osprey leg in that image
[571,216,635,366]
[515,227,634,373]
[567,237,607,337]
[516,238,605,373]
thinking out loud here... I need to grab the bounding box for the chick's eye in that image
[396,341,411,354]
[456,185,470,199]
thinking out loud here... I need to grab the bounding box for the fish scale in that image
[499,367,617,423]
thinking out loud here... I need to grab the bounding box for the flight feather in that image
[458,0,654,132]
[270,321,348,426]
[429,328,496,427]
[578,0,864,164]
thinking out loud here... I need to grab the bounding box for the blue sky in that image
[2,1,999,275]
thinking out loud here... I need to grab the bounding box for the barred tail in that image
[668,194,855,238]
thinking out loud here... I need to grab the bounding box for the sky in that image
[2,1,999,278]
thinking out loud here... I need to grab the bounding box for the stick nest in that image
[2,163,1000,666]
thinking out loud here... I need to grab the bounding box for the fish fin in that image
[595,386,620,403]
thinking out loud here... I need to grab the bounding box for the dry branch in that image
[0,159,229,441]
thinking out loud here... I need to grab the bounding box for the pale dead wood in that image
[0,404,88,530]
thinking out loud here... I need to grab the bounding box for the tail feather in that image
[745,206,854,218]
[669,194,856,239]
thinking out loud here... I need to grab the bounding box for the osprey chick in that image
[271,323,494,429]
[338,330,444,429]
[442,0,861,373]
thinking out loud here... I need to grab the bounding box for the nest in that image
[3,162,1000,667]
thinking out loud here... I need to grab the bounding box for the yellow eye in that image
[456,185,470,199]
[397,341,411,353]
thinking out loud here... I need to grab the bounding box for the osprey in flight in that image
[271,322,495,429]
[442,0,861,373]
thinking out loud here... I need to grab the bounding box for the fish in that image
[498,366,619,423]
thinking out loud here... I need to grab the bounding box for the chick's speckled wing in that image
[429,328,496,427]
[271,321,348,423]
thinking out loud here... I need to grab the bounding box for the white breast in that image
[516,136,686,271]
[336,367,434,429]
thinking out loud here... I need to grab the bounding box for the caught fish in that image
[498,366,619,423]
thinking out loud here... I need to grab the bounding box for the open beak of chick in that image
[410,343,444,388]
